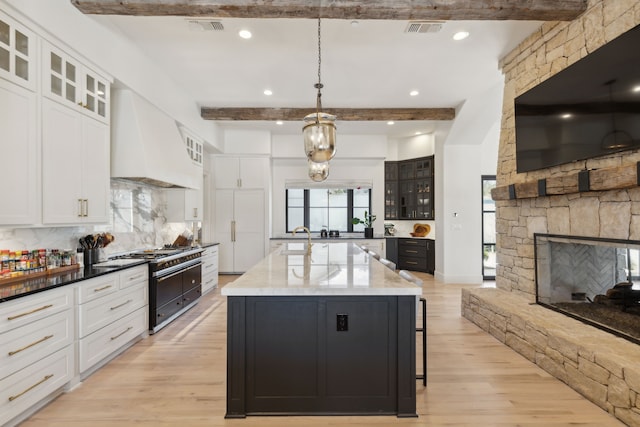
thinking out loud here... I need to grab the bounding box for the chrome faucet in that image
[292,226,312,255]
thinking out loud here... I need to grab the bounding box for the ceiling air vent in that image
[187,20,224,31]
[404,21,444,34]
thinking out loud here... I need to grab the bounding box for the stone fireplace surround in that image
[461,1,640,426]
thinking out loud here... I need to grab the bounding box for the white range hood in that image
[111,89,200,189]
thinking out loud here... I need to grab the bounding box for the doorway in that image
[482,176,496,280]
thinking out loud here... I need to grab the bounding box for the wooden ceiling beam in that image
[71,0,588,21]
[200,107,455,121]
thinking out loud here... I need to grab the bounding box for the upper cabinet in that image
[42,98,110,224]
[42,41,110,123]
[214,156,268,189]
[0,78,38,225]
[0,11,36,90]
[385,156,434,221]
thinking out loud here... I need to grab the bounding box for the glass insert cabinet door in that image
[0,11,35,89]
[43,41,111,122]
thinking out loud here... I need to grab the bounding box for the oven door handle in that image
[157,269,185,283]
[154,259,202,279]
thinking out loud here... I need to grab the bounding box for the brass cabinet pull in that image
[77,199,83,217]
[8,335,54,356]
[8,304,53,321]
[127,274,144,281]
[83,199,89,217]
[9,374,54,402]
[406,241,418,244]
[110,299,132,311]
[110,326,133,341]
[93,285,113,292]
[406,261,418,265]
[406,250,418,254]
[193,207,198,218]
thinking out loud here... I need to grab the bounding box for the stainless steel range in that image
[115,247,203,334]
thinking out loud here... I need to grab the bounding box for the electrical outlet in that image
[336,314,348,331]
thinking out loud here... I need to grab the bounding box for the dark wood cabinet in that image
[395,238,435,274]
[385,156,433,220]
[226,295,417,418]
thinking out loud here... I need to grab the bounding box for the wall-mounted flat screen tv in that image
[514,23,640,173]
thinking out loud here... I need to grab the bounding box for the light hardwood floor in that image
[19,273,624,426]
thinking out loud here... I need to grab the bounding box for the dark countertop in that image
[385,235,434,240]
[199,242,220,248]
[271,235,385,241]
[0,260,148,304]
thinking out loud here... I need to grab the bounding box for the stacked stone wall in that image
[463,1,640,425]
[463,287,640,426]
[495,0,640,298]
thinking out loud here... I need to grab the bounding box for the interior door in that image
[234,190,265,272]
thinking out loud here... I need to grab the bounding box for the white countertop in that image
[221,242,422,297]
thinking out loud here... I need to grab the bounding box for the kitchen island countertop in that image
[222,241,421,297]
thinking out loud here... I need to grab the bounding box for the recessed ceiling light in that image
[387,121,395,125]
[239,29,252,39]
[409,90,419,97]
[263,89,273,96]
[276,120,284,125]
[561,113,573,119]
[453,31,469,41]
[351,20,359,27]
[633,85,640,93]
[415,131,422,135]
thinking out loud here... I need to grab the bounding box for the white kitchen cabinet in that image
[42,41,110,123]
[214,156,268,189]
[201,245,219,294]
[41,98,110,225]
[0,10,36,90]
[0,286,74,427]
[165,187,203,222]
[0,78,38,225]
[77,265,148,375]
[215,189,265,273]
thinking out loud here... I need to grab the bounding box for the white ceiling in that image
[93,14,542,139]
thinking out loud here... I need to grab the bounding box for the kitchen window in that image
[286,188,371,232]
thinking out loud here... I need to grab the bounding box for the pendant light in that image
[303,16,336,169]
[308,159,329,182]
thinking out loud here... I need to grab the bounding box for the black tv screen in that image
[514,23,640,173]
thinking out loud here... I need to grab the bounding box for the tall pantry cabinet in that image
[213,157,268,273]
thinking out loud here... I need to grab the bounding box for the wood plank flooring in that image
[19,273,624,426]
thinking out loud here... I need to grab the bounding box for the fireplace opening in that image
[534,234,640,345]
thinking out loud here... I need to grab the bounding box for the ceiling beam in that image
[200,107,455,121]
[71,0,588,21]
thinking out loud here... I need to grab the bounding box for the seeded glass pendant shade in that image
[303,16,336,170]
[308,159,329,182]
[303,111,336,162]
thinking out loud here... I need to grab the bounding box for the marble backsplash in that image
[0,179,197,257]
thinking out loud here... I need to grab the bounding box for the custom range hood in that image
[111,89,200,189]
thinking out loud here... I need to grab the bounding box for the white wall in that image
[435,81,503,284]
[271,134,387,237]
[2,0,222,151]
[223,129,272,154]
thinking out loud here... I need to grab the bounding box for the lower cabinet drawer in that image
[0,310,73,381]
[78,282,148,338]
[79,306,147,374]
[398,256,427,271]
[0,346,73,427]
[398,245,427,258]
[202,272,218,294]
[0,286,73,334]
